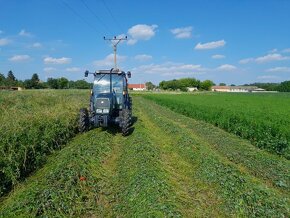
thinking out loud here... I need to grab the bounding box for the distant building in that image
[211,86,231,92]
[212,86,265,92]
[128,84,146,91]
[0,86,23,91]
[187,87,198,92]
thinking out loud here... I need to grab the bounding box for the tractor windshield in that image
[93,74,123,94]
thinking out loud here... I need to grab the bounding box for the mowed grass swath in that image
[0,90,88,196]
[1,93,289,217]
[144,92,290,159]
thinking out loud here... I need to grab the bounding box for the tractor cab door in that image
[112,75,124,109]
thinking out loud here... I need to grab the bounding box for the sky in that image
[1,0,290,85]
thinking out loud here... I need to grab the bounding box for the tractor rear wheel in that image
[120,109,130,136]
[79,108,89,133]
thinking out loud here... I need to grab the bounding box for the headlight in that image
[96,109,102,113]
[103,108,109,113]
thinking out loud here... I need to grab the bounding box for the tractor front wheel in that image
[120,109,130,136]
[79,108,89,133]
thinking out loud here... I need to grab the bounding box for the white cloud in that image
[239,53,290,64]
[195,40,226,50]
[134,54,152,61]
[19,29,33,37]
[66,67,81,72]
[255,53,290,63]
[216,64,237,71]
[32,42,42,48]
[212,54,225,59]
[44,56,71,64]
[93,54,127,67]
[0,38,11,46]
[9,55,31,62]
[239,58,255,64]
[170,26,192,39]
[282,48,290,53]
[127,39,137,45]
[44,67,57,72]
[132,62,206,76]
[266,67,290,73]
[127,24,158,45]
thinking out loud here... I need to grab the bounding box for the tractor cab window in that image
[112,75,123,94]
[93,74,111,94]
[93,74,123,94]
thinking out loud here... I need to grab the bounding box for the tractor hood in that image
[95,93,114,109]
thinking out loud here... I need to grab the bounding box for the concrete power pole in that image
[104,36,127,70]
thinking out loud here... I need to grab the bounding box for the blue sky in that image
[1,0,290,85]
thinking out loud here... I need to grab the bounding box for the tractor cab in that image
[92,71,127,111]
[79,68,132,135]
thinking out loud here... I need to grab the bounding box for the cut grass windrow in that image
[137,97,289,217]
[0,90,88,197]
[0,97,182,217]
[144,93,290,159]
[110,110,181,217]
[0,129,114,217]
[1,94,289,217]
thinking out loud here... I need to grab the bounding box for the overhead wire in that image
[61,0,102,36]
[80,0,113,35]
[100,0,126,35]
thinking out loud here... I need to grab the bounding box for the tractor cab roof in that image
[95,69,125,75]
[84,68,131,78]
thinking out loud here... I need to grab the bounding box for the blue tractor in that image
[79,68,132,136]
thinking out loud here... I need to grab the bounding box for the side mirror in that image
[84,70,89,77]
[127,71,131,78]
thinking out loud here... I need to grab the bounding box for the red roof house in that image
[128,84,146,90]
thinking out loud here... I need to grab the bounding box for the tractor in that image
[79,68,132,136]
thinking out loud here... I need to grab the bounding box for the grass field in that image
[144,92,290,159]
[0,90,289,217]
[0,90,88,196]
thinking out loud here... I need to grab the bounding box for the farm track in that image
[0,96,289,217]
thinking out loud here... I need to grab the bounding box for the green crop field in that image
[0,90,289,217]
[144,92,290,159]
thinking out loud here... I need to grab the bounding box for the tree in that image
[31,73,40,89]
[201,80,215,91]
[69,80,91,89]
[47,78,59,89]
[219,83,226,86]
[23,79,33,89]
[6,70,17,86]
[0,73,6,86]
[57,77,69,89]
[145,81,156,90]
[278,80,290,92]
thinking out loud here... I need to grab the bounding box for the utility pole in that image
[104,36,127,70]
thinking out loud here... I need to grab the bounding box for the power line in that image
[100,0,125,34]
[61,0,101,36]
[80,0,112,35]
[104,36,127,69]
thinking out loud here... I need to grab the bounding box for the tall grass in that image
[0,90,88,196]
[144,93,290,159]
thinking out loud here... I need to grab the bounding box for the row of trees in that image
[2,71,290,92]
[246,82,290,92]
[158,78,215,91]
[0,71,92,89]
